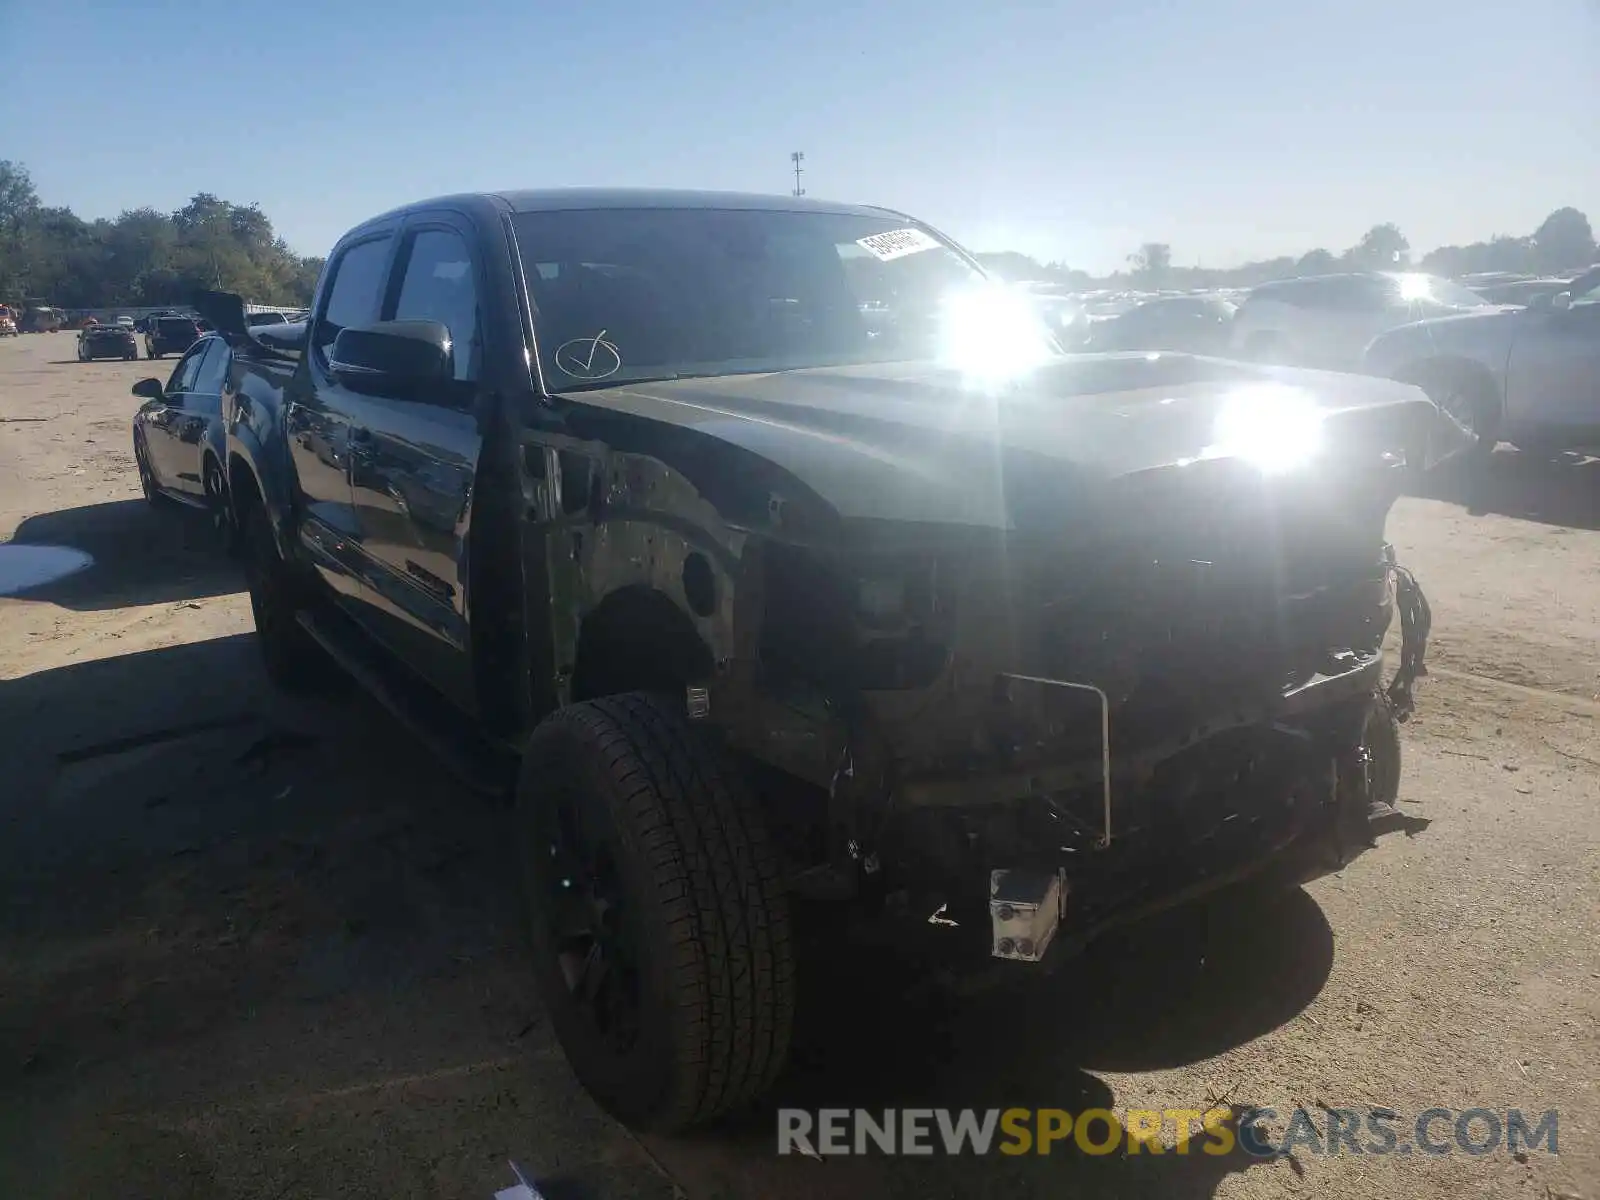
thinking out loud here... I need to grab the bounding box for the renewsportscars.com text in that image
[777,1106,1559,1158]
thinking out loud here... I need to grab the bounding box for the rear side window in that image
[1293,277,1390,312]
[191,339,230,395]
[316,236,392,357]
[391,228,480,382]
[168,341,212,393]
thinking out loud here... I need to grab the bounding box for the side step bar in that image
[294,608,516,800]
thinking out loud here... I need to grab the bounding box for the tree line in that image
[977,207,1597,292]
[3,156,1593,308]
[0,160,324,311]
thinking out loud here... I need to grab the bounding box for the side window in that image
[166,341,211,394]
[1297,277,1387,313]
[316,236,392,358]
[391,228,480,382]
[190,340,230,395]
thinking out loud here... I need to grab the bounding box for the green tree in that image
[1296,248,1337,276]
[1345,224,1410,269]
[1127,242,1172,286]
[1530,207,1595,272]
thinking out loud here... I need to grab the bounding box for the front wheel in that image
[516,693,795,1132]
[133,432,163,506]
[203,460,237,554]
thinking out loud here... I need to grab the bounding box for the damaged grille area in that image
[1032,464,1396,729]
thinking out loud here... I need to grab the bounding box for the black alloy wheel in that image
[517,693,795,1133]
[133,432,161,505]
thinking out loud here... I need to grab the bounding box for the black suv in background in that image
[145,314,202,359]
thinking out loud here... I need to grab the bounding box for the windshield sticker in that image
[855,227,941,262]
[554,331,622,380]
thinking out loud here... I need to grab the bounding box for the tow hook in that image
[989,868,1067,962]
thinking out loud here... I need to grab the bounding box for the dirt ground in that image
[1,330,1596,1200]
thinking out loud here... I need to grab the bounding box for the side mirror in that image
[1550,291,1573,312]
[329,320,452,395]
[131,378,164,402]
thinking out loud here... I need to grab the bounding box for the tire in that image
[133,432,165,506]
[516,692,795,1132]
[242,496,332,693]
[203,459,238,554]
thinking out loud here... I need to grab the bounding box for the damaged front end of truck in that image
[642,364,1454,975]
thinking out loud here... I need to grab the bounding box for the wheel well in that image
[571,586,713,703]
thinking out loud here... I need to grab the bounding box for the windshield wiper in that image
[556,373,685,393]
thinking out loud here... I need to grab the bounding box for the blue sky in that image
[3,0,1596,273]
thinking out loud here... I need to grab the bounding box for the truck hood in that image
[560,354,1459,529]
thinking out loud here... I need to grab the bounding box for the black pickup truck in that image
[202,189,1448,1132]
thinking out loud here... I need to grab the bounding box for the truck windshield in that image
[511,206,1051,389]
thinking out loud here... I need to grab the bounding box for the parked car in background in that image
[1469,276,1576,307]
[1082,294,1237,355]
[130,334,235,545]
[20,305,66,333]
[1231,272,1493,369]
[1364,265,1600,463]
[1016,281,1089,345]
[207,187,1443,1134]
[144,314,203,359]
[114,315,136,329]
[77,321,139,361]
[0,306,17,337]
[245,310,289,327]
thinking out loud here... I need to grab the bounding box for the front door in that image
[288,231,395,602]
[144,339,215,493]
[345,220,486,712]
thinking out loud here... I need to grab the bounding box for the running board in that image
[294,608,516,800]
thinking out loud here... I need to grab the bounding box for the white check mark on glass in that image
[582,330,608,372]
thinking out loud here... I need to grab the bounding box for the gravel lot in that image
[1,331,1596,1200]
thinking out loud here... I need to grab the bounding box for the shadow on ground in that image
[643,887,1329,1199]
[1412,447,1600,530]
[0,634,1334,1199]
[3,499,238,608]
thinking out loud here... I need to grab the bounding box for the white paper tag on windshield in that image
[855,227,941,262]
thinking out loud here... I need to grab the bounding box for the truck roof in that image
[361,188,903,227]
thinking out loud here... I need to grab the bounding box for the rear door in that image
[345,217,486,711]
[289,230,397,601]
